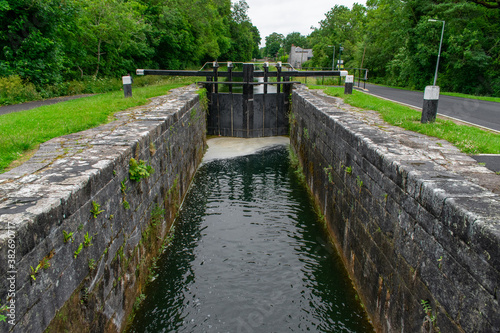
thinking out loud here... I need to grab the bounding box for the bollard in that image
[344,75,354,94]
[122,75,132,98]
[421,85,440,123]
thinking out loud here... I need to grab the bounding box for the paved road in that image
[356,83,500,132]
[0,94,93,116]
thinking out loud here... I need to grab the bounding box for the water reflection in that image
[128,141,373,333]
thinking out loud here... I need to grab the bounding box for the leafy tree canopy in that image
[264,32,284,58]
[0,0,260,85]
[303,0,500,96]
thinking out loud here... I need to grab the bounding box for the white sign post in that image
[421,85,440,123]
[344,75,354,94]
[122,75,132,98]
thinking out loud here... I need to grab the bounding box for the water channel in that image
[128,137,374,332]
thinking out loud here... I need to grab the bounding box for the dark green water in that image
[129,145,373,333]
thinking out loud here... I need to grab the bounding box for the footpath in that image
[0,94,93,116]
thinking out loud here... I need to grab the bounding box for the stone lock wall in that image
[290,86,500,332]
[0,85,206,332]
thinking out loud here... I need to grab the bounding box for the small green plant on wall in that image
[63,230,74,243]
[88,258,97,271]
[30,250,54,281]
[421,299,440,332]
[151,203,165,226]
[90,201,104,218]
[0,303,8,322]
[129,158,154,181]
[30,263,42,281]
[123,200,130,210]
[74,243,83,259]
[83,232,93,247]
[121,179,127,193]
[323,165,334,184]
[356,176,364,192]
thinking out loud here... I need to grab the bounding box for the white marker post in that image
[421,85,440,123]
[122,75,132,98]
[344,75,354,94]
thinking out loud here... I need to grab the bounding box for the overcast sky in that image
[240,0,366,46]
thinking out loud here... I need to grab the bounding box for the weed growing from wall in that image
[323,165,334,184]
[63,230,74,243]
[0,303,8,322]
[151,203,165,226]
[129,158,154,181]
[30,250,55,281]
[30,264,42,281]
[88,259,97,271]
[90,201,104,218]
[421,300,440,332]
[288,146,306,184]
[74,243,83,259]
[356,176,364,192]
[83,232,93,247]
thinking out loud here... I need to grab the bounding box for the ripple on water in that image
[128,140,373,333]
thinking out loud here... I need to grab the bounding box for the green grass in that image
[362,82,500,103]
[439,92,500,103]
[0,77,197,173]
[312,86,500,155]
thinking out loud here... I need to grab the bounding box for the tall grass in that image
[0,77,197,172]
[315,86,500,155]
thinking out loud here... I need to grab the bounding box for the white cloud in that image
[241,0,366,45]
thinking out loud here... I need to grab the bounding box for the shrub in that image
[0,76,40,105]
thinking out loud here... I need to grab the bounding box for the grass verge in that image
[311,86,500,155]
[439,92,500,103]
[0,77,198,173]
[358,82,500,102]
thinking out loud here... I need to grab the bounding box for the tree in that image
[284,32,309,54]
[250,25,262,59]
[75,0,151,77]
[306,4,366,69]
[303,0,500,96]
[219,0,260,61]
[0,0,76,85]
[264,32,284,58]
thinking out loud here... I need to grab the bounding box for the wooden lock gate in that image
[137,62,347,138]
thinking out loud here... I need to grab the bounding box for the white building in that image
[289,45,313,69]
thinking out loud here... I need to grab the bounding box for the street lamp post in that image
[338,44,343,85]
[328,45,335,71]
[428,19,445,86]
[421,19,445,123]
[338,44,343,70]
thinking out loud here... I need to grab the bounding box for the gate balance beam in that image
[137,69,348,78]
